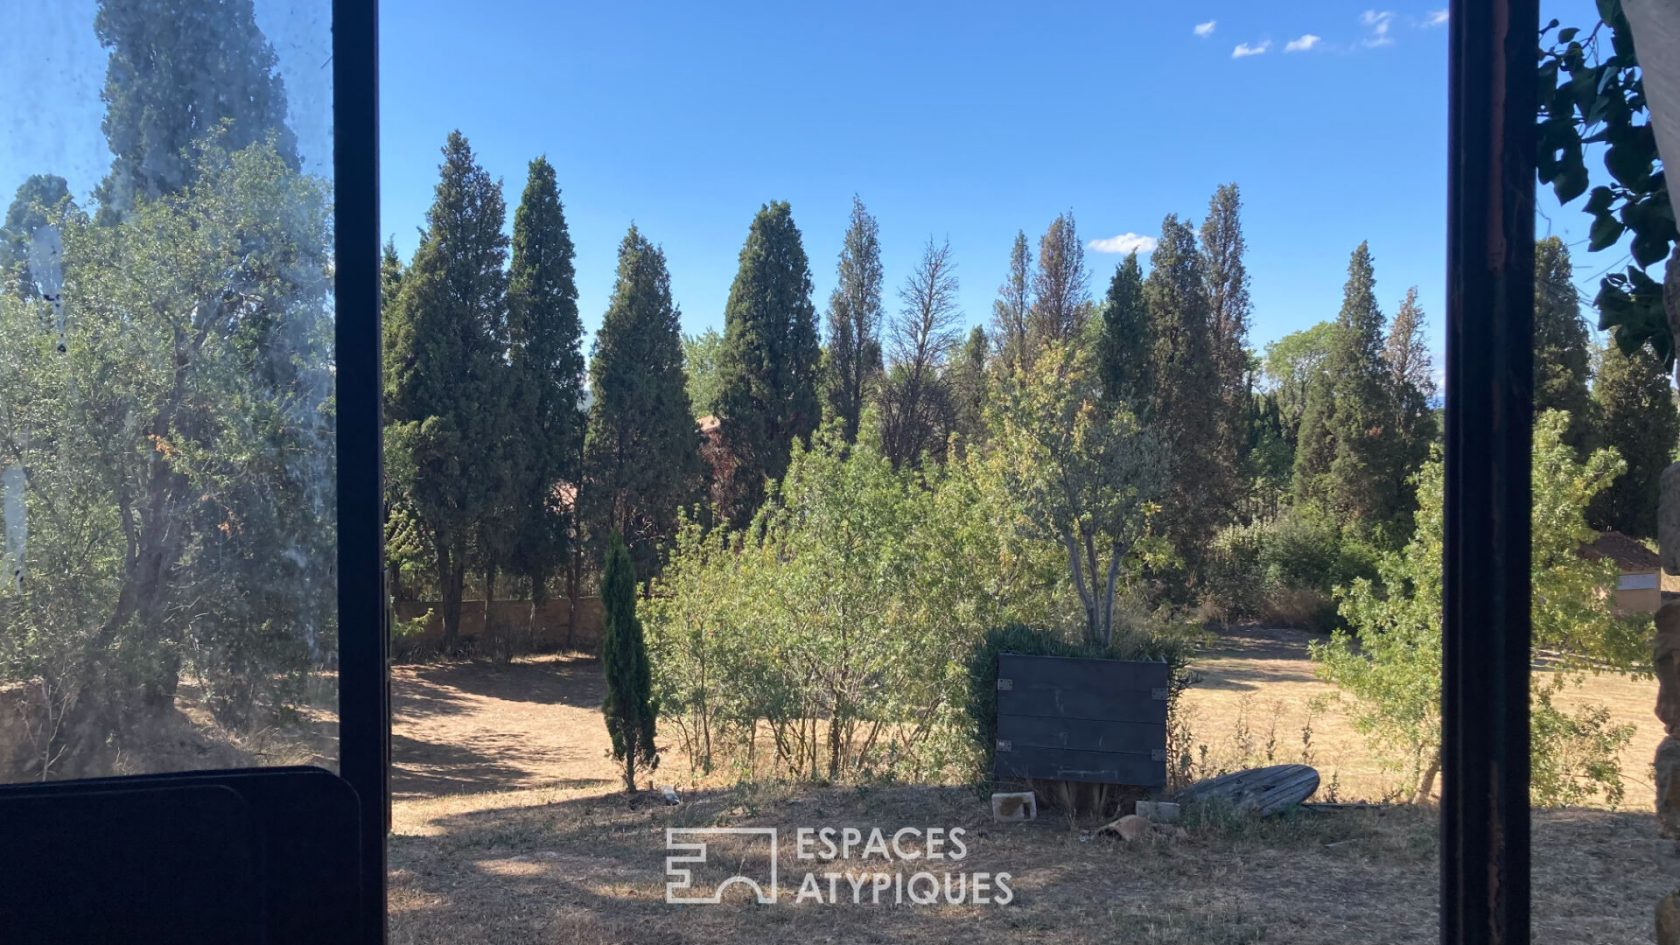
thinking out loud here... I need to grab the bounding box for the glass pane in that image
[0,1,338,782]
[1532,2,1674,940]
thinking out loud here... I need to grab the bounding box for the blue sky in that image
[6,0,1612,373]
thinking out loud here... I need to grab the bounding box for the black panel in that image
[994,654,1170,786]
[995,746,1165,787]
[996,714,1163,754]
[0,767,361,945]
[0,782,264,945]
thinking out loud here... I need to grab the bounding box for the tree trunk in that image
[437,542,465,654]
[483,564,497,637]
[1413,750,1441,803]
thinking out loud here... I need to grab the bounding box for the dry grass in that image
[386,634,1678,944]
[1181,626,1663,808]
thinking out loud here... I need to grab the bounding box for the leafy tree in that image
[878,238,961,468]
[1026,212,1089,354]
[990,230,1033,379]
[601,531,657,792]
[1533,236,1596,452]
[383,131,509,651]
[682,328,725,419]
[946,325,990,448]
[1293,243,1404,532]
[715,202,821,524]
[984,343,1167,648]
[1144,214,1228,575]
[1538,9,1673,362]
[1094,252,1152,417]
[646,423,1061,781]
[504,157,586,609]
[1589,339,1679,537]
[1315,412,1643,805]
[0,140,334,757]
[582,226,700,573]
[1262,321,1336,444]
[93,0,297,217]
[2,176,76,298]
[822,196,884,443]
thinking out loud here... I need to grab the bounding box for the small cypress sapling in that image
[600,531,658,792]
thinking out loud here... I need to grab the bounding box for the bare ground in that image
[387,636,1679,945]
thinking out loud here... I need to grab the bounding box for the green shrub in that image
[1204,509,1380,631]
[963,623,1189,784]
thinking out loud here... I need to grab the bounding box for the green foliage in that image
[1261,321,1336,443]
[1533,237,1596,452]
[1588,339,1680,537]
[1205,510,1378,631]
[0,139,334,759]
[601,531,658,792]
[822,196,885,443]
[962,623,1187,784]
[1144,214,1229,578]
[582,226,700,575]
[1293,243,1413,536]
[946,325,990,448]
[715,201,822,524]
[93,0,297,217]
[1027,212,1089,352]
[990,230,1033,380]
[682,329,725,419]
[982,343,1168,647]
[2,175,76,298]
[1199,183,1254,514]
[644,424,1063,782]
[1538,6,1676,363]
[383,131,510,649]
[504,157,586,605]
[1313,412,1643,805]
[1095,252,1151,416]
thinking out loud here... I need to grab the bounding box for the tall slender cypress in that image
[715,201,821,524]
[823,196,884,443]
[600,531,657,792]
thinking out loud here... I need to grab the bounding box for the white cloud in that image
[1088,233,1158,255]
[1284,33,1321,52]
[1194,20,1217,37]
[1424,9,1449,27]
[1232,40,1272,58]
[1361,9,1396,46]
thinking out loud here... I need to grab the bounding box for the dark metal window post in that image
[1443,1,1538,943]
[332,1,389,943]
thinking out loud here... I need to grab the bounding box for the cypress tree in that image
[1589,340,1679,537]
[991,230,1033,379]
[823,196,885,443]
[600,531,657,793]
[1027,212,1089,353]
[946,325,990,448]
[1199,183,1253,509]
[1095,252,1152,418]
[504,157,586,609]
[1144,214,1227,575]
[2,175,75,298]
[1533,236,1596,451]
[1293,242,1402,531]
[93,0,297,216]
[582,226,700,573]
[383,131,510,651]
[715,201,821,524]
[1382,287,1437,527]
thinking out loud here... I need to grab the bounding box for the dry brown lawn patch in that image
[387,631,1677,945]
